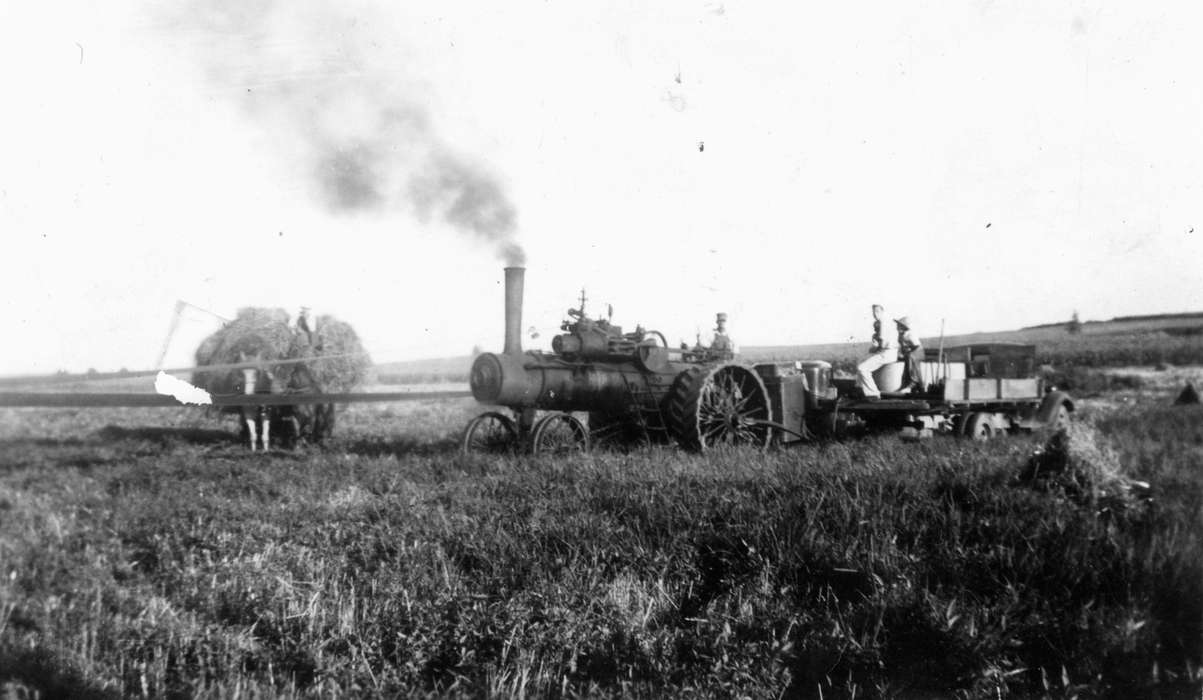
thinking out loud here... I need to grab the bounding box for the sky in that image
[2,0,1201,375]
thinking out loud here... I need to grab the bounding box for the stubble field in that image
[1,371,1201,698]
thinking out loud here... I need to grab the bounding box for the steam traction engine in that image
[463,267,776,453]
[464,268,1075,454]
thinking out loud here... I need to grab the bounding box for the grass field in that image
[1,368,1201,697]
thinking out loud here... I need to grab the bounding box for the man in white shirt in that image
[856,304,896,399]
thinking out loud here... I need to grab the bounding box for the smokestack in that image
[503,267,525,355]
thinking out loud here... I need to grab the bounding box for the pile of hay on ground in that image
[1019,421,1146,504]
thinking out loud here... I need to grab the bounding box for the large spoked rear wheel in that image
[462,411,519,454]
[668,363,771,452]
[531,413,590,454]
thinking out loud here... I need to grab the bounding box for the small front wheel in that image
[531,413,590,455]
[462,412,519,454]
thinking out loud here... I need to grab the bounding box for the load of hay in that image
[192,307,371,441]
[192,307,295,394]
[283,314,373,393]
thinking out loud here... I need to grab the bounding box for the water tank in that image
[872,362,905,392]
[796,360,832,397]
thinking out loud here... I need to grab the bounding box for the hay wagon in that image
[0,310,467,447]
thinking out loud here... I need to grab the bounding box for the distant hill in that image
[744,312,1203,370]
[366,313,1203,383]
[1020,311,1203,331]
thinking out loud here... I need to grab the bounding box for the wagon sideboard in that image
[928,342,1042,401]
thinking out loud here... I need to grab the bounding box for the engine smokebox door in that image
[470,352,540,406]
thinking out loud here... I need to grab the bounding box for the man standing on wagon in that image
[894,316,924,394]
[856,304,896,400]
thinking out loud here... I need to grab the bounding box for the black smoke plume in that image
[164,1,526,265]
[411,152,523,265]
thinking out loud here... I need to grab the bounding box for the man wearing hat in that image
[709,312,737,357]
[894,316,924,394]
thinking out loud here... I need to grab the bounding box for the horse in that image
[232,361,307,451]
[232,364,273,451]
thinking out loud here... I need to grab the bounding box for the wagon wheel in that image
[667,363,771,452]
[531,413,590,454]
[965,412,994,441]
[462,411,519,454]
